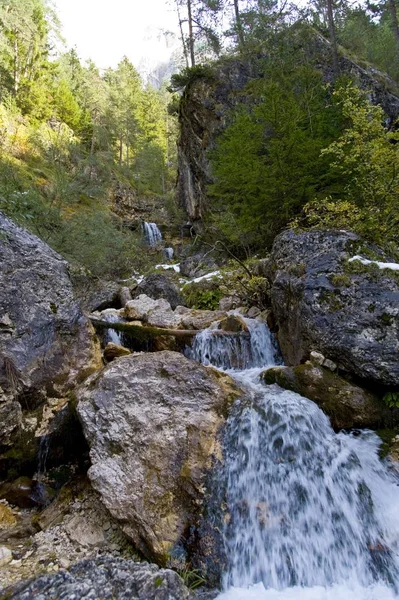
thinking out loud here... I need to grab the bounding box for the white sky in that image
[54,0,179,70]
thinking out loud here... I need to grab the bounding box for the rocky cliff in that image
[176,30,399,228]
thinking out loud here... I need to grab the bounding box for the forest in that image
[1,0,399,274]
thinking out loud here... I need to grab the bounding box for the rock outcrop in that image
[262,363,391,430]
[0,213,102,470]
[77,351,241,571]
[268,229,399,387]
[177,32,399,227]
[1,556,191,600]
[135,274,182,310]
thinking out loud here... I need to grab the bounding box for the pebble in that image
[0,547,13,566]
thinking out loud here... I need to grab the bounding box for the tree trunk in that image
[326,0,339,76]
[176,0,190,68]
[389,0,399,50]
[187,0,195,67]
[233,0,245,48]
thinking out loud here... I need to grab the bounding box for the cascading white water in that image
[102,311,123,345]
[191,318,399,600]
[143,221,162,247]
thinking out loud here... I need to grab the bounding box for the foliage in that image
[182,279,223,309]
[169,64,215,91]
[300,85,399,245]
[176,565,206,590]
[383,392,399,409]
[207,63,345,254]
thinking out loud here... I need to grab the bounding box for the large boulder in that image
[77,351,241,571]
[268,229,399,386]
[135,274,182,310]
[262,363,391,430]
[0,556,191,600]
[0,213,102,449]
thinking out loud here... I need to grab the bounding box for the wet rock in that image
[103,343,131,362]
[179,309,227,331]
[262,363,387,429]
[218,315,248,333]
[269,229,399,386]
[0,402,22,448]
[1,556,191,600]
[0,477,35,509]
[77,351,241,566]
[135,274,182,310]
[180,253,218,279]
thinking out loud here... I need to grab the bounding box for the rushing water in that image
[143,221,162,246]
[191,318,399,600]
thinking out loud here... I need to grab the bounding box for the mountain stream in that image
[190,318,399,600]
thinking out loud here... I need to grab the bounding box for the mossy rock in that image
[261,363,390,430]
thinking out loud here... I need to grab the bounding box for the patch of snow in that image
[186,270,222,285]
[348,255,399,271]
[155,263,181,273]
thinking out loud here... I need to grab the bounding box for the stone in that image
[103,343,131,362]
[0,503,16,528]
[0,213,102,449]
[0,546,12,566]
[1,556,191,599]
[180,309,227,331]
[309,351,325,366]
[135,274,182,310]
[119,287,133,307]
[180,253,218,279]
[323,358,337,372]
[218,296,241,311]
[269,229,399,386]
[261,363,388,430]
[218,315,248,333]
[246,306,261,318]
[0,477,35,509]
[77,351,241,566]
[65,515,105,547]
[124,295,181,329]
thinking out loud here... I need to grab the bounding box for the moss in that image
[154,576,164,588]
[380,313,394,326]
[50,302,58,314]
[376,429,397,458]
[329,273,351,287]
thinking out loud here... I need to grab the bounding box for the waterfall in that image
[102,311,123,346]
[192,317,399,600]
[143,221,162,247]
[164,247,174,260]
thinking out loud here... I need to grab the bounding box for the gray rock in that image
[0,213,101,404]
[269,229,399,386]
[77,351,240,565]
[180,254,218,279]
[261,363,387,430]
[0,556,191,599]
[136,274,182,310]
[124,295,181,329]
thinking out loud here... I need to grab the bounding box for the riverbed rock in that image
[103,343,131,362]
[262,363,389,429]
[124,295,182,329]
[77,351,241,568]
[135,274,182,310]
[269,229,399,386]
[0,213,102,446]
[0,556,191,600]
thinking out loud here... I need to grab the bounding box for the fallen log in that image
[89,316,249,340]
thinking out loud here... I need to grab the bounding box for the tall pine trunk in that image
[326,0,339,75]
[187,0,195,67]
[389,0,399,50]
[233,0,245,48]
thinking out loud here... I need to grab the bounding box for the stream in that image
[191,318,399,600]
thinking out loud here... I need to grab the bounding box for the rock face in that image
[77,351,240,569]
[135,274,182,310]
[177,33,399,227]
[268,229,399,386]
[262,363,390,430]
[1,556,191,600]
[0,213,101,449]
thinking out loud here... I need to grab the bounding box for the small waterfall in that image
[164,247,174,260]
[191,317,399,600]
[143,222,162,247]
[31,434,52,507]
[190,318,277,370]
[102,311,123,346]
